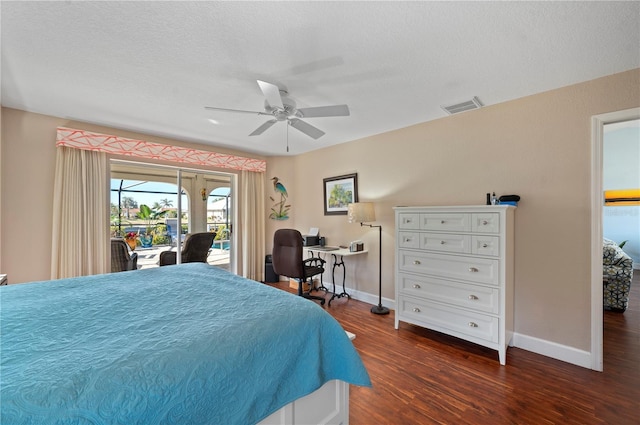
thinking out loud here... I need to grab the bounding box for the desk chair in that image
[159,232,216,266]
[111,238,138,272]
[272,229,326,306]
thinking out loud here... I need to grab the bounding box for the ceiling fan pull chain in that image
[286,121,289,152]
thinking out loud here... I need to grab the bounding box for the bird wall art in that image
[269,177,291,220]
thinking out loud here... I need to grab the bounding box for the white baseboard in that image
[511,332,592,369]
[320,280,595,370]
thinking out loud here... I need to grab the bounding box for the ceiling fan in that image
[205,80,350,139]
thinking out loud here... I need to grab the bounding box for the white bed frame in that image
[259,331,355,425]
[259,380,349,425]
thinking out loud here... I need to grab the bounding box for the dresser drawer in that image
[398,250,500,286]
[398,231,420,249]
[398,296,499,344]
[472,213,500,233]
[420,232,471,254]
[398,213,420,230]
[420,213,471,232]
[398,273,500,314]
[471,236,500,257]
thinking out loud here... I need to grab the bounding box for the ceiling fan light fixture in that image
[441,96,483,115]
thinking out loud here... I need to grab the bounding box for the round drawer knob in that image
[440,220,446,224]
[413,307,421,313]
[468,322,478,328]
[482,243,488,248]
[469,267,479,273]
[440,240,446,245]
[482,220,488,225]
[468,295,478,300]
[413,260,421,265]
[413,284,421,289]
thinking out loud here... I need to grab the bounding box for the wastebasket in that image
[265,254,279,283]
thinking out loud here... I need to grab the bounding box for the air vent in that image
[441,97,483,115]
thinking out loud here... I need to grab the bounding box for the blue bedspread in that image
[0,263,371,424]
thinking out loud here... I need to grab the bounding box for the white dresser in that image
[394,205,515,365]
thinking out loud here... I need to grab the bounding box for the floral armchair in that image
[603,238,634,312]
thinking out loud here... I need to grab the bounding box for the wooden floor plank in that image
[267,274,639,424]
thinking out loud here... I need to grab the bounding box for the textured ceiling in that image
[2,1,639,156]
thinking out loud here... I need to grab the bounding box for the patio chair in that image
[159,232,217,266]
[111,238,138,272]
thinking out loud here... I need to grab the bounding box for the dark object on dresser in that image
[499,194,521,202]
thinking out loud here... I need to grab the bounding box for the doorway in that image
[110,160,236,273]
[590,107,640,371]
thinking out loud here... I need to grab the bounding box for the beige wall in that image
[266,69,640,352]
[2,110,59,284]
[0,108,265,283]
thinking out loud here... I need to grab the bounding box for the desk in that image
[305,246,367,306]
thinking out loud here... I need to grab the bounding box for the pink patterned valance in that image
[56,127,266,173]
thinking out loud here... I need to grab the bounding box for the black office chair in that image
[111,238,138,272]
[272,229,326,306]
[159,232,216,266]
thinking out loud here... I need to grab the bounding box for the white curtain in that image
[241,170,265,281]
[51,147,110,279]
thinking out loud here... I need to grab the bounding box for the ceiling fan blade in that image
[249,119,278,136]
[297,104,350,118]
[257,80,284,109]
[205,106,270,116]
[289,118,325,139]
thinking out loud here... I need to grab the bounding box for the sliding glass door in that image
[110,160,234,272]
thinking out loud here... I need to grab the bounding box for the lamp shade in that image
[348,202,376,223]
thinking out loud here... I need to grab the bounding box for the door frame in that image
[590,107,640,371]
[110,159,236,273]
[204,175,236,273]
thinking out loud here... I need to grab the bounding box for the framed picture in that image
[323,173,358,215]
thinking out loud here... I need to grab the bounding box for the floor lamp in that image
[348,202,390,315]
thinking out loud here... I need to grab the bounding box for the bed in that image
[0,263,371,424]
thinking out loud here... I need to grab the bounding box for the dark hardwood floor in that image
[267,274,639,424]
